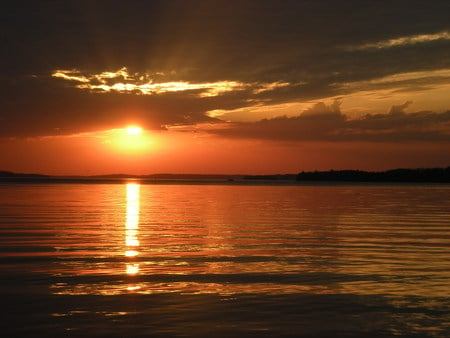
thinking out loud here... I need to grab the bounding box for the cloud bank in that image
[1,0,450,142]
[208,101,450,142]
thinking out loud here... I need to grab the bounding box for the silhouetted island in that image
[243,174,297,180]
[1,168,449,183]
[0,171,49,178]
[296,167,450,183]
[0,171,245,184]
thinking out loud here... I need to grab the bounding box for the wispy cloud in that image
[52,67,246,97]
[252,81,292,94]
[76,80,245,97]
[52,70,90,83]
[337,68,450,93]
[207,100,450,142]
[51,67,293,98]
[347,30,450,51]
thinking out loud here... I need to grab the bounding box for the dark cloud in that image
[388,101,413,115]
[2,0,450,81]
[1,1,450,137]
[209,101,450,142]
[0,76,226,137]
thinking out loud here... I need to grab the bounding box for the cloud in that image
[208,101,450,142]
[347,31,450,51]
[51,68,303,101]
[1,68,304,138]
[52,67,247,97]
[0,76,226,138]
[388,101,412,114]
[2,1,450,139]
[52,70,90,83]
[337,69,450,94]
[252,82,292,94]
[301,99,342,117]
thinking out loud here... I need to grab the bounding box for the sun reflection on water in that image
[125,183,140,276]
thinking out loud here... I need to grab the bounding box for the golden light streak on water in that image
[125,250,138,257]
[125,183,140,275]
[125,263,140,275]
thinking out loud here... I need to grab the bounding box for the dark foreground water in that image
[0,182,449,337]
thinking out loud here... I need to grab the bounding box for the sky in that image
[1,0,450,175]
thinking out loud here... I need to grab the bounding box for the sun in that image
[125,126,142,135]
[102,125,153,153]
[101,125,160,154]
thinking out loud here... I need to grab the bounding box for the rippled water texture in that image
[1,183,449,337]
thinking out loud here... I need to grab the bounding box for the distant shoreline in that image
[1,167,449,184]
[296,167,450,183]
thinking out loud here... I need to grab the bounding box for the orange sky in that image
[1,1,450,174]
[2,128,449,175]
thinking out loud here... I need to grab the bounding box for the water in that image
[0,182,449,337]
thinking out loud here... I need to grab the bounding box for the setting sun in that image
[125,126,142,135]
[102,126,156,154]
[94,126,165,157]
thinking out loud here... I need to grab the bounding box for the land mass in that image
[296,167,450,183]
[0,167,449,183]
[0,171,245,184]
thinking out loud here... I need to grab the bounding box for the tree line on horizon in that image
[1,167,450,183]
[296,167,450,183]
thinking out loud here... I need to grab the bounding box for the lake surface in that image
[1,182,449,337]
